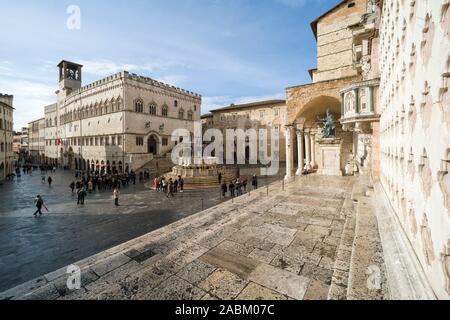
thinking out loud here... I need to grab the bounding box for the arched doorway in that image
[147,135,158,155]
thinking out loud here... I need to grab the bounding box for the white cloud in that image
[0,64,13,76]
[77,58,186,77]
[156,75,188,87]
[202,93,285,114]
[0,78,55,130]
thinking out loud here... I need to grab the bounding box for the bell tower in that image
[57,60,83,98]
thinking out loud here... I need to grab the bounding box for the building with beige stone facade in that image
[209,100,287,164]
[285,0,380,179]
[378,0,450,299]
[0,94,15,181]
[284,0,449,299]
[44,103,58,165]
[28,118,45,164]
[31,60,201,172]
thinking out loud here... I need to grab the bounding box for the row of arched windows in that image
[61,97,123,124]
[46,117,58,127]
[134,99,196,120]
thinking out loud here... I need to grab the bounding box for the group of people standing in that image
[153,176,185,198]
[220,174,258,198]
[68,170,146,206]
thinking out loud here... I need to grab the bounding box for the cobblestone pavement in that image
[0,174,357,300]
[0,169,281,293]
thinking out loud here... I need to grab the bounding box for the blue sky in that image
[0,0,340,130]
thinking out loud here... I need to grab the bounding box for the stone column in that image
[284,125,294,179]
[305,132,311,170]
[296,130,304,176]
[310,134,316,168]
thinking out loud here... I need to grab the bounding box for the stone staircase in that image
[137,155,175,177]
[328,176,387,300]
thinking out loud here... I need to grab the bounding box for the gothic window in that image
[135,99,144,113]
[359,88,368,113]
[149,103,157,115]
[178,109,185,119]
[187,111,193,120]
[162,105,168,117]
[136,136,144,146]
[345,91,356,114]
[174,100,178,107]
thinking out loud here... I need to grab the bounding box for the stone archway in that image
[295,96,343,173]
[147,135,159,155]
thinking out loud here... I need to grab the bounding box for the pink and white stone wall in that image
[379,0,450,299]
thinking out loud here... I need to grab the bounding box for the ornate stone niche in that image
[407,149,415,180]
[441,0,450,38]
[419,150,432,199]
[409,102,417,134]
[440,56,450,98]
[408,202,418,236]
[401,189,407,217]
[402,18,407,43]
[441,240,450,295]
[409,0,416,20]
[410,43,416,70]
[421,82,433,130]
[420,214,436,265]
[438,149,450,217]
[421,13,435,62]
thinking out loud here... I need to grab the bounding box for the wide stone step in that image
[327,197,356,300]
[346,196,386,300]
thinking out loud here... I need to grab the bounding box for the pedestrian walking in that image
[47,176,53,187]
[77,187,86,205]
[235,178,242,196]
[221,181,227,197]
[113,188,120,206]
[33,195,48,217]
[179,177,184,193]
[218,172,222,184]
[69,181,75,193]
[252,174,258,190]
[167,178,174,198]
[229,181,235,197]
[88,180,93,193]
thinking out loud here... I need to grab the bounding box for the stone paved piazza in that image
[0,175,387,300]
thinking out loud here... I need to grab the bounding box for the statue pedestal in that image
[316,138,343,176]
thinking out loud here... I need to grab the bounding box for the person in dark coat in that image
[33,195,47,216]
[229,181,235,198]
[221,181,227,197]
[252,175,258,190]
[69,181,75,193]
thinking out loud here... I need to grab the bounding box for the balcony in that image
[340,79,380,133]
